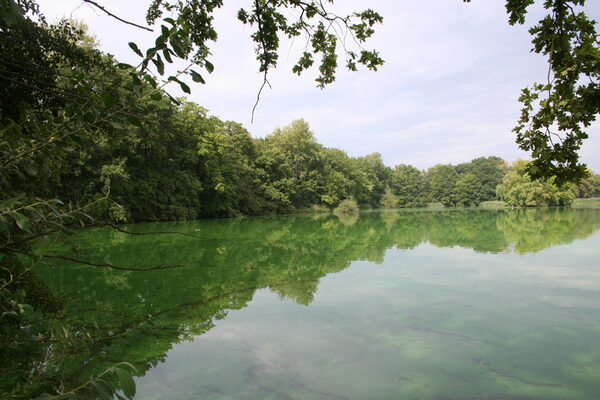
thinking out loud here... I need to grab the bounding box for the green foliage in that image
[573,197,600,207]
[380,187,399,209]
[392,164,427,208]
[576,170,600,198]
[460,0,599,182]
[426,164,460,206]
[388,158,510,208]
[454,172,482,206]
[509,0,599,183]
[143,0,383,88]
[317,148,373,208]
[254,120,323,211]
[496,160,576,206]
[357,153,393,208]
[479,200,507,208]
[31,363,138,400]
[334,198,359,214]
[455,156,507,202]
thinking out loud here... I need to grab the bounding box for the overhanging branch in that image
[82,0,153,32]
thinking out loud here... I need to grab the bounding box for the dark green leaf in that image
[126,115,143,127]
[190,70,205,84]
[162,48,173,63]
[128,42,143,57]
[101,92,116,108]
[90,379,114,400]
[115,367,136,399]
[2,311,19,317]
[155,34,166,48]
[161,25,170,37]
[143,75,157,88]
[205,60,214,73]
[167,76,190,93]
[178,80,191,94]
[151,54,165,75]
[169,35,185,58]
[130,73,142,87]
[13,213,29,231]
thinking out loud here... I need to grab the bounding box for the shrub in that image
[334,198,359,214]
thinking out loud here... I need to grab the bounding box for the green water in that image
[11,208,600,399]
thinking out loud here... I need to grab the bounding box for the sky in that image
[37,0,600,171]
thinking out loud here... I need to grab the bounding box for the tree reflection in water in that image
[2,207,600,399]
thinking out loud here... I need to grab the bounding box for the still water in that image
[24,208,600,398]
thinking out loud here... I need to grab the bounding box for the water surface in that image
[12,208,600,399]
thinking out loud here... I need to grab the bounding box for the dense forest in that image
[33,105,600,220]
[8,83,600,223]
[22,97,600,221]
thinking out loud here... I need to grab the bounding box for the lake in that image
[9,207,600,399]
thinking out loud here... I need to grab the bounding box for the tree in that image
[143,0,384,88]
[253,119,324,210]
[317,147,371,208]
[0,1,598,395]
[380,186,399,209]
[392,164,427,207]
[455,156,507,202]
[496,160,576,206]
[0,0,387,266]
[357,152,393,208]
[502,0,599,183]
[427,164,459,206]
[454,172,482,206]
[576,170,600,198]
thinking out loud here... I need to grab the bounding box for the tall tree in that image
[454,172,482,206]
[455,156,507,202]
[393,164,427,207]
[427,164,459,206]
[357,152,393,208]
[254,119,323,210]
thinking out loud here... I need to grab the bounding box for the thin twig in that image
[252,72,271,123]
[7,248,187,271]
[252,0,272,123]
[81,0,152,32]
[0,229,60,249]
[41,253,186,271]
[100,222,218,240]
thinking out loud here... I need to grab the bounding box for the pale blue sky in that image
[39,0,600,171]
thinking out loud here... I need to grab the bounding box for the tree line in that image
[43,108,600,220]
